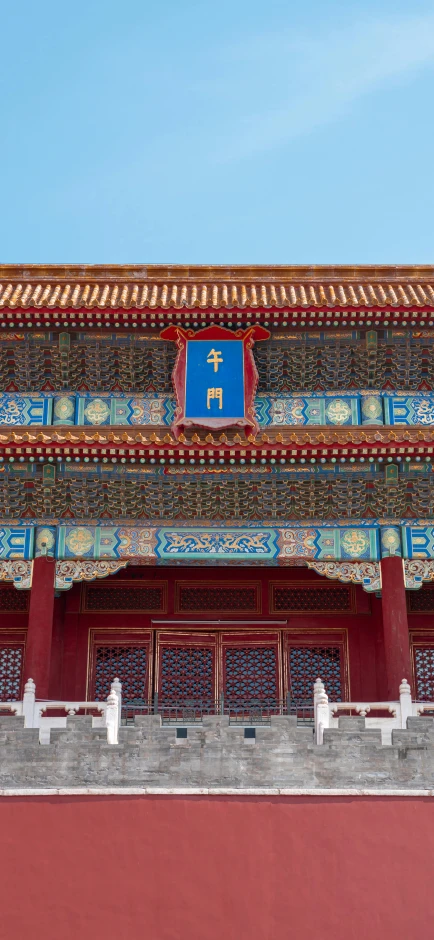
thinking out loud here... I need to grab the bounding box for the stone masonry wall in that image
[3,714,434,789]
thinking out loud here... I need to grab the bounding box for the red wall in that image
[4,566,432,703]
[1,795,434,939]
[58,566,380,701]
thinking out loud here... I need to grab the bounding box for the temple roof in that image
[1,264,434,309]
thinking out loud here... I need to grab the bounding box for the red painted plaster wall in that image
[1,795,433,940]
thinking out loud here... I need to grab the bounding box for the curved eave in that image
[0,264,434,314]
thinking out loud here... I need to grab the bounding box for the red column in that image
[380,556,411,700]
[24,556,55,698]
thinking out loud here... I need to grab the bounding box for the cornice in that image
[1,424,434,463]
[0,424,433,445]
[0,265,434,328]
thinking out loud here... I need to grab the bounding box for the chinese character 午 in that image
[206,348,223,372]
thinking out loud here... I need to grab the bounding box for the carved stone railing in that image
[314,678,433,744]
[0,678,122,744]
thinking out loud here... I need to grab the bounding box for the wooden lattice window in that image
[159,647,214,703]
[408,588,434,613]
[157,634,216,704]
[0,588,28,611]
[176,582,260,613]
[0,646,24,701]
[93,645,149,704]
[413,646,434,701]
[271,583,355,613]
[83,582,166,612]
[288,646,343,703]
[223,646,279,704]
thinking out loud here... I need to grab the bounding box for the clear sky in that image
[1,0,434,264]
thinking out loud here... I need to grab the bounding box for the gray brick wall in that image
[3,714,434,789]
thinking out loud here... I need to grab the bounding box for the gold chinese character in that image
[206,348,223,372]
[207,388,223,410]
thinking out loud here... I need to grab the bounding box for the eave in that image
[1,264,434,331]
[1,424,434,465]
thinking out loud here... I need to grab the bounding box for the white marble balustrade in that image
[314,678,434,745]
[0,678,122,745]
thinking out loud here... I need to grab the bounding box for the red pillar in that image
[24,556,55,698]
[380,556,411,700]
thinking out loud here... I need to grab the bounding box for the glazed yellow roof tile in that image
[0,265,434,309]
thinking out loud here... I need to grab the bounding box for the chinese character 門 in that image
[206,349,223,372]
[207,388,223,410]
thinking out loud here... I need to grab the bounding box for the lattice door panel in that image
[413,645,434,701]
[157,634,217,704]
[0,645,24,701]
[92,643,150,704]
[221,634,281,705]
[286,644,344,704]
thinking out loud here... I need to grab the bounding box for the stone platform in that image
[3,713,434,790]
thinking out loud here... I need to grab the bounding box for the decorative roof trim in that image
[1,264,434,311]
[1,424,434,455]
[1,264,434,280]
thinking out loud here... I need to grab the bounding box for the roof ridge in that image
[0,263,434,282]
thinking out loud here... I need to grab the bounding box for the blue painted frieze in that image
[384,396,434,426]
[0,527,34,559]
[402,527,434,559]
[3,523,434,562]
[279,527,380,561]
[0,394,52,426]
[4,390,434,427]
[156,528,279,561]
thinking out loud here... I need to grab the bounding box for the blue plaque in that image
[161,323,270,436]
[184,340,245,420]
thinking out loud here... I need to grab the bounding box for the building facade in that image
[1,264,434,712]
[4,264,434,938]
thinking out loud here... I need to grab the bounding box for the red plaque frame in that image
[161,324,270,437]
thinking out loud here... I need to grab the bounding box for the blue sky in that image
[1,0,434,263]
